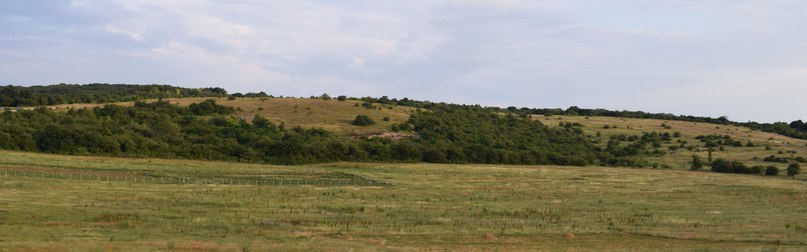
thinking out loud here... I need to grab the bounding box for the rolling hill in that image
[36,95,807,176]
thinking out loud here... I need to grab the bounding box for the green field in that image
[1,150,806,251]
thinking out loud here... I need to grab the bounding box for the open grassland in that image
[47,97,417,136]
[535,115,807,170]
[1,150,806,251]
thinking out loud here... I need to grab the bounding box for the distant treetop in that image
[0,83,227,107]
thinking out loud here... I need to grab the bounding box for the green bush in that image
[787,163,801,177]
[352,115,375,126]
[765,166,779,176]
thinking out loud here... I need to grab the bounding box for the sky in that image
[1,0,806,123]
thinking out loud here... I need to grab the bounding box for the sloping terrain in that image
[48,97,417,136]
[535,115,807,170]
[39,97,807,171]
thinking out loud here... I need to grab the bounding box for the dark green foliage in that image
[603,132,671,165]
[406,105,598,166]
[0,84,226,107]
[791,120,807,132]
[763,155,789,163]
[787,163,801,177]
[710,159,755,174]
[695,134,742,148]
[390,123,412,132]
[352,115,375,126]
[189,99,235,115]
[690,155,704,170]
[750,166,765,175]
[765,166,780,176]
[361,102,375,109]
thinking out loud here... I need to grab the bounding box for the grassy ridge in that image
[535,115,807,171]
[1,150,806,250]
[49,97,417,136]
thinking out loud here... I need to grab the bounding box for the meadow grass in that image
[1,150,806,251]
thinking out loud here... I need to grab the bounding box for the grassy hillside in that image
[535,115,807,171]
[49,97,417,136]
[28,97,807,170]
[1,150,806,250]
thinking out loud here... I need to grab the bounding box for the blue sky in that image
[2,0,805,122]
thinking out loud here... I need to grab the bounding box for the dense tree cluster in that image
[762,155,807,164]
[230,92,270,98]
[404,104,599,165]
[709,158,779,176]
[0,84,227,107]
[790,120,807,132]
[695,135,744,147]
[599,132,679,167]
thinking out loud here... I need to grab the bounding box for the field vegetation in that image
[1,150,806,250]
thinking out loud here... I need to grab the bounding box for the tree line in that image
[519,106,807,140]
[0,84,227,107]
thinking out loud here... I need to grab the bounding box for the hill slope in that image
[535,115,807,170]
[49,97,417,136]
[22,96,807,173]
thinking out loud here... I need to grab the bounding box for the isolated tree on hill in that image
[352,115,375,126]
[787,163,801,177]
